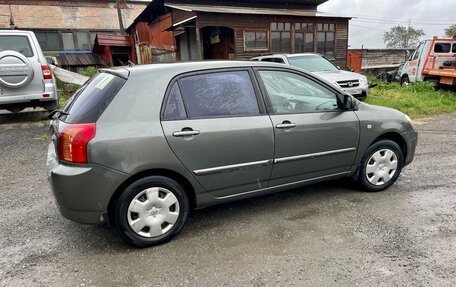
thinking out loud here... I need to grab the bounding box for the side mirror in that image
[343,94,357,110]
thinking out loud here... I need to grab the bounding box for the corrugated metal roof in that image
[96,34,132,47]
[164,3,350,17]
[57,53,105,66]
[165,3,315,16]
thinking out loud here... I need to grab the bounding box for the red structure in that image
[92,34,136,66]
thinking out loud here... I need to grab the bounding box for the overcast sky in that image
[319,0,456,49]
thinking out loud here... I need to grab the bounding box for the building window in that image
[244,30,269,51]
[317,23,335,58]
[294,23,314,53]
[61,32,76,50]
[35,31,61,51]
[76,32,91,50]
[271,22,291,53]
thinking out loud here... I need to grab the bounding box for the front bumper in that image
[343,87,368,100]
[402,130,418,166]
[46,143,129,224]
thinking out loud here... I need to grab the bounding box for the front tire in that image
[357,140,404,192]
[114,176,190,247]
[400,76,410,86]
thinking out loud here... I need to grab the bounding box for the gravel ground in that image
[0,112,455,287]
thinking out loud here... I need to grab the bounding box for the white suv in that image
[251,53,369,100]
[0,30,58,113]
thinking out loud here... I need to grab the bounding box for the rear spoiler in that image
[99,68,130,80]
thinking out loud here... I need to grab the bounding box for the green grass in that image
[365,81,456,119]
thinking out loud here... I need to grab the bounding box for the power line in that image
[350,23,388,33]
[319,10,455,24]
[353,19,454,26]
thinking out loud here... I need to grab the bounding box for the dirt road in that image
[0,113,455,286]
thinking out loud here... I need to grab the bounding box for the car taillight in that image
[59,123,96,164]
[41,65,52,80]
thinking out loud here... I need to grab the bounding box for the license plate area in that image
[345,88,362,95]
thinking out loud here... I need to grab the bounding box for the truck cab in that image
[400,35,456,87]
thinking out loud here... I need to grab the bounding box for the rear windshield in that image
[61,72,126,124]
[0,35,34,57]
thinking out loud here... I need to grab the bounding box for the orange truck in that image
[400,32,456,87]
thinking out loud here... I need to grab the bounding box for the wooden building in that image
[128,0,351,68]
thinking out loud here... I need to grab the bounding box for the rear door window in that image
[452,44,456,53]
[163,82,187,120]
[61,72,126,124]
[0,35,34,57]
[178,71,260,118]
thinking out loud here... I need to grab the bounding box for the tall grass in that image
[365,82,456,119]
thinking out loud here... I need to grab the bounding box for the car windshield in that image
[288,55,339,72]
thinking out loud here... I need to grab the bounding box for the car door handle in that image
[173,130,200,137]
[276,123,297,129]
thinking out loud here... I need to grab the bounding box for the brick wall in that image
[0,1,147,30]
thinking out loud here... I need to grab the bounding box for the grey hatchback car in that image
[47,61,417,247]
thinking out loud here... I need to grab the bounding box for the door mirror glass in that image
[343,94,356,110]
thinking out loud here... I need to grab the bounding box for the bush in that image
[79,66,98,78]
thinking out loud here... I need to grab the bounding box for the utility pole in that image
[9,4,15,30]
[116,0,126,34]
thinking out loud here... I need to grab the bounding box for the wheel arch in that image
[372,132,407,162]
[107,168,197,223]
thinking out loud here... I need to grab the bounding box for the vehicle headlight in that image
[360,76,368,87]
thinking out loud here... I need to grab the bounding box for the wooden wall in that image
[197,13,350,68]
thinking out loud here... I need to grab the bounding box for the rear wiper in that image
[48,109,70,120]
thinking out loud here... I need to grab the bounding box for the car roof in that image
[251,53,322,59]
[0,30,34,35]
[121,60,310,78]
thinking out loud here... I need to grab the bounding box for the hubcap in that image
[127,187,180,238]
[365,149,398,186]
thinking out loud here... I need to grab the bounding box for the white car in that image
[251,53,369,100]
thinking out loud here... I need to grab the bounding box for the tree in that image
[444,24,456,37]
[383,25,425,49]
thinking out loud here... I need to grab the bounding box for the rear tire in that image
[114,176,190,247]
[357,140,404,192]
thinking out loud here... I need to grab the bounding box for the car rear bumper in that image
[0,83,58,105]
[46,143,129,224]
